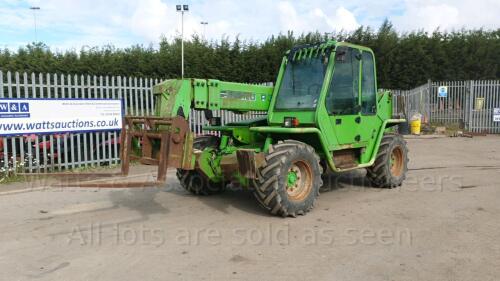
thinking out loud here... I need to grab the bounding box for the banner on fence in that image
[0,99,123,136]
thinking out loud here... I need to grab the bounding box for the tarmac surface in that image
[1,135,499,281]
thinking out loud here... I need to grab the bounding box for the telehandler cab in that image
[57,40,409,217]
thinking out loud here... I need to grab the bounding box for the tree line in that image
[0,21,499,89]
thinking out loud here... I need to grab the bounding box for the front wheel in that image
[176,169,225,195]
[367,134,409,188]
[253,140,323,217]
[176,135,225,195]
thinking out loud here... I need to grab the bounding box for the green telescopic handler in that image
[59,40,409,217]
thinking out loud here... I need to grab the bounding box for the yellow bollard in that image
[410,119,421,135]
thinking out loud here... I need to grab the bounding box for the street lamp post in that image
[200,21,208,40]
[176,4,189,79]
[30,6,40,42]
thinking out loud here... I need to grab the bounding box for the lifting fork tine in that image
[120,120,132,176]
[21,116,191,188]
[156,132,170,183]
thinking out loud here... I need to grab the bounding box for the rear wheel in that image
[253,140,322,217]
[367,134,409,188]
[176,135,225,195]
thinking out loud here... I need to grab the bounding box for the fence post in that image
[117,76,123,164]
[468,80,474,132]
[0,71,8,172]
[464,80,470,131]
[427,79,432,123]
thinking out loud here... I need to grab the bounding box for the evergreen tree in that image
[0,22,498,89]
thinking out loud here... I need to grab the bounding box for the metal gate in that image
[392,80,500,133]
[468,80,500,133]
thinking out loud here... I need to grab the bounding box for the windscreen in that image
[275,55,328,110]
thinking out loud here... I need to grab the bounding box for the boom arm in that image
[153,79,274,119]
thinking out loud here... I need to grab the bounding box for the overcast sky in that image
[1,0,499,50]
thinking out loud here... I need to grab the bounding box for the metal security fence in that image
[390,83,430,122]
[391,80,500,133]
[3,69,497,175]
[189,109,266,136]
[0,71,159,173]
[0,70,268,174]
[428,81,469,125]
[467,80,500,133]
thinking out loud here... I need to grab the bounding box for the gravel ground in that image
[0,135,499,281]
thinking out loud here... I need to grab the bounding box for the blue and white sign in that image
[438,86,448,98]
[494,108,500,122]
[0,99,123,136]
[0,102,30,118]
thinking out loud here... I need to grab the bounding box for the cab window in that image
[326,46,360,115]
[361,52,377,114]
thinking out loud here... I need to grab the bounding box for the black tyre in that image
[176,135,225,195]
[190,135,220,151]
[253,140,322,217]
[367,134,409,188]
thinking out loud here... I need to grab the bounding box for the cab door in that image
[326,46,362,146]
[358,51,383,162]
